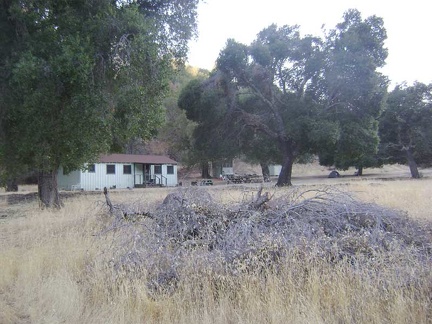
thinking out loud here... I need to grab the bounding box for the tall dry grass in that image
[350,180,432,220]
[1,181,431,324]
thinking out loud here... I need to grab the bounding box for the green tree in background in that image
[238,128,281,180]
[215,25,338,186]
[0,0,199,207]
[176,10,388,185]
[178,75,240,178]
[379,82,432,178]
[317,9,388,175]
[157,66,208,162]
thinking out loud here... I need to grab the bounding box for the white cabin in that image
[269,164,282,176]
[58,154,178,191]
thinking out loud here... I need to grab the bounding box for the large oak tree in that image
[180,10,388,185]
[215,26,337,186]
[317,9,388,175]
[0,0,199,207]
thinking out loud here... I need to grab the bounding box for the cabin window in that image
[223,160,233,168]
[154,165,162,174]
[123,165,132,174]
[88,164,95,173]
[167,165,174,174]
[106,164,115,174]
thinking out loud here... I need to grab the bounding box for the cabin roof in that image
[98,154,177,165]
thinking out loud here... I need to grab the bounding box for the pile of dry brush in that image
[97,186,431,294]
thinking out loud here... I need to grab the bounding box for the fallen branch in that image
[103,187,113,213]
[103,187,152,220]
[250,186,271,210]
[96,186,432,296]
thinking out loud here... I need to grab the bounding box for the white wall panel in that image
[58,167,81,190]
[58,162,177,190]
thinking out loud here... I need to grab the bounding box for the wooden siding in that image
[58,162,178,191]
[80,163,134,190]
[58,168,81,190]
[269,165,282,176]
[150,164,177,187]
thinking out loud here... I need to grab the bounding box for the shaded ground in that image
[290,164,432,186]
[179,162,432,187]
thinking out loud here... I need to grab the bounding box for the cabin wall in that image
[269,165,282,176]
[80,163,134,190]
[151,164,177,187]
[58,167,81,190]
[58,162,177,190]
[164,164,177,187]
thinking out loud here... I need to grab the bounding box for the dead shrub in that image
[94,186,431,295]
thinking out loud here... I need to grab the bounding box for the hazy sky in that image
[187,0,432,87]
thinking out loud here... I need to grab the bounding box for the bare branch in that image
[94,186,431,295]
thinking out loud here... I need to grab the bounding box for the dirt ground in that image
[290,163,432,185]
[178,161,432,186]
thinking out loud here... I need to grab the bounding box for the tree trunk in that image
[276,141,294,186]
[38,170,62,208]
[260,162,270,181]
[276,156,293,186]
[405,148,420,178]
[5,178,18,192]
[201,162,211,179]
[356,166,363,176]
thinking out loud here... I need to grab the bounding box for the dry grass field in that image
[1,165,431,323]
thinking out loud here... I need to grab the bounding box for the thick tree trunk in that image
[276,141,294,186]
[276,156,293,186]
[201,162,211,179]
[260,162,270,182]
[356,166,363,176]
[5,178,18,192]
[405,149,420,178]
[38,170,62,208]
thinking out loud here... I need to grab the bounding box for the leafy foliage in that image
[379,82,432,177]
[178,74,240,172]
[155,66,209,161]
[318,9,388,171]
[136,0,199,62]
[175,10,388,184]
[0,0,199,205]
[214,25,337,186]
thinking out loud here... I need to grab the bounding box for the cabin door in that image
[134,164,144,186]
